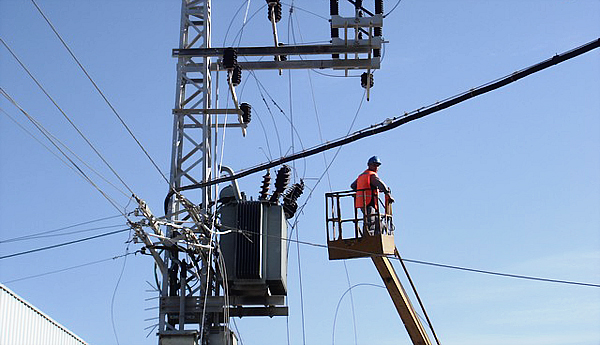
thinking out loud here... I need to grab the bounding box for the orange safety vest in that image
[355,169,379,209]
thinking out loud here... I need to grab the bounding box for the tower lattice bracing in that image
[160,0,220,343]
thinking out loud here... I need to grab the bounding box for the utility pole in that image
[131,1,385,344]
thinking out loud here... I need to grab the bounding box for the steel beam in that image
[172,43,379,58]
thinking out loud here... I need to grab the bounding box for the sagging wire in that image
[0,107,130,201]
[286,89,367,254]
[0,227,133,261]
[0,96,132,205]
[0,38,138,198]
[249,71,308,178]
[3,251,137,284]
[384,0,404,18]
[111,233,133,345]
[281,1,329,21]
[1,224,127,243]
[394,249,441,345]
[29,0,171,187]
[222,0,252,47]
[0,214,123,244]
[331,283,386,345]
[232,226,600,289]
[229,4,265,47]
[251,71,284,157]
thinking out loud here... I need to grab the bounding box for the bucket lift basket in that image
[325,190,395,260]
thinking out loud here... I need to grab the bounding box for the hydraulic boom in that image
[371,251,432,345]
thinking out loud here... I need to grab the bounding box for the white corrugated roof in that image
[0,284,88,345]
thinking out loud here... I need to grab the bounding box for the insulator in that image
[231,65,242,86]
[240,103,251,124]
[283,200,297,219]
[269,165,291,203]
[267,0,282,23]
[373,24,382,57]
[375,0,384,14]
[259,170,271,200]
[223,48,237,69]
[283,180,304,219]
[361,72,374,89]
[355,0,363,11]
[330,0,339,15]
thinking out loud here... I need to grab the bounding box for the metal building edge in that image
[0,283,88,345]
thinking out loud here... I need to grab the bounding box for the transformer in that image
[219,201,287,297]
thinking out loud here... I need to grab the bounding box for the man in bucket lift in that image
[351,156,395,236]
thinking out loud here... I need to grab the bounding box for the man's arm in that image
[350,178,358,190]
[371,175,395,202]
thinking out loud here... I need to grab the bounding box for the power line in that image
[0,228,131,260]
[332,283,386,345]
[111,244,131,345]
[0,107,131,200]
[0,88,129,216]
[384,0,404,18]
[2,252,135,284]
[0,37,136,197]
[237,228,600,289]
[0,224,125,244]
[399,257,600,289]
[167,37,600,194]
[29,0,170,187]
[0,214,123,244]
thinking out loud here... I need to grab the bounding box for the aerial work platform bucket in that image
[325,190,395,260]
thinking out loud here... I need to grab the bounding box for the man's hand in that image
[386,194,395,204]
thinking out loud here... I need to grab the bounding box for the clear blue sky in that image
[1,1,599,345]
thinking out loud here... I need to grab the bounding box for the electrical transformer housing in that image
[219,201,287,297]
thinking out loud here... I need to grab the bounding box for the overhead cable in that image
[29,0,171,186]
[0,38,137,196]
[0,224,125,244]
[0,228,131,260]
[384,0,404,18]
[0,214,123,244]
[240,229,600,289]
[0,88,129,216]
[2,252,135,284]
[394,248,441,345]
[0,107,131,200]
[399,257,600,289]
[167,38,600,197]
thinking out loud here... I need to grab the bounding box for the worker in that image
[351,156,395,235]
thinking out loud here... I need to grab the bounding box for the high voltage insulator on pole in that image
[240,103,252,124]
[270,165,291,203]
[259,170,271,200]
[267,0,282,23]
[375,0,384,14]
[283,180,305,219]
[223,47,237,69]
[231,65,242,86]
[374,0,383,57]
[330,0,340,58]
